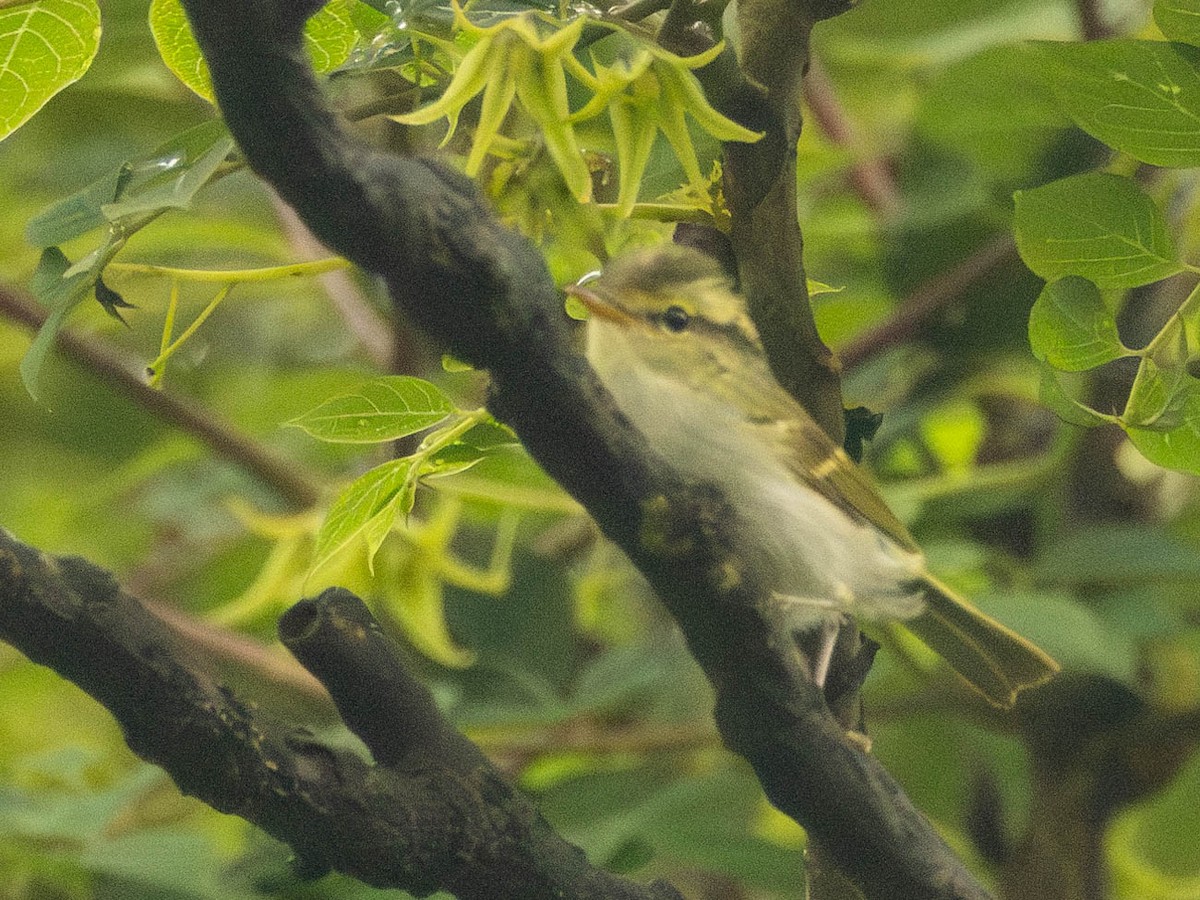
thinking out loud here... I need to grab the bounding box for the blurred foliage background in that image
[2,0,1200,898]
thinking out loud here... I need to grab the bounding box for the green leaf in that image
[25,166,123,248]
[569,643,671,714]
[99,126,235,220]
[1112,753,1200,889]
[312,458,415,572]
[1033,38,1200,167]
[456,419,519,450]
[516,52,592,202]
[26,120,234,246]
[919,398,986,471]
[540,767,804,892]
[1014,173,1182,289]
[383,553,475,668]
[1156,0,1200,45]
[974,589,1138,684]
[1029,276,1129,371]
[80,830,259,900]
[1123,357,1194,428]
[20,246,107,401]
[1125,382,1200,474]
[303,0,358,72]
[0,0,100,142]
[463,54,517,176]
[287,376,455,443]
[149,0,356,103]
[1038,364,1116,428]
[609,97,659,218]
[428,421,519,473]
[918,43,1070,179]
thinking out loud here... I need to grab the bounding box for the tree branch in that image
[0,282,322,510]
[0,530,681,900]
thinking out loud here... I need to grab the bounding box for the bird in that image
[568,243,1059,707]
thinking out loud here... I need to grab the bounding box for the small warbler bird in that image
[569,244,1058,707]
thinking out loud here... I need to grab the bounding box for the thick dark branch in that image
[166,3,988,896]
[0,531,679,900]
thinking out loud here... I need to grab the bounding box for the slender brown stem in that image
[838,234,1018,371]
[143,598,333,708]
[477,719,717,766]
[0,283,323,509]
[1075,0,1108,41]
[272,198,397,371]
[802,58,901,219]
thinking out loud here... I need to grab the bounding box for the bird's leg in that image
[810,617,841,689]
[807,617,874,753]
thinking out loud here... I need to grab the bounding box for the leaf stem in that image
[108,256,351,282]
[147,283,233,386]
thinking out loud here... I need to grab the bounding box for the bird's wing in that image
[752,409,922,554]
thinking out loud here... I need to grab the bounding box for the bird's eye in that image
[661,305,691,332]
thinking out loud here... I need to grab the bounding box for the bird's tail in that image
[902,574,1059,708]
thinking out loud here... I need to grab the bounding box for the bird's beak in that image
[564,283,637,327]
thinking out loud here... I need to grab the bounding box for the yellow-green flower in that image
[392,4,763,214]
[393,7,591,200]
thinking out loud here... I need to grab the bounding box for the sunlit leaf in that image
[609,97,659,217]
[0,0,100,142]
[1156,0,1200,46]
[149,0,357,103]
[464,53,518,175]
[287,376,455,443]
[311,458,415,573]
[1014,174,1182,289]
[385,553,475,667]
[1033,38,1200,167]
[919,399,986,472]
[391,32,495,134]
[516,49,591,201]
[1028,276,1129,371]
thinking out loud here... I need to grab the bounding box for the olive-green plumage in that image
[573,245,1058,707]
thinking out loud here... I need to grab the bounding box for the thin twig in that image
[272,197,397,371]
[143,598,333,709]
[802,58,901,219]
[0,283,323,509]
[838,234,1018,371]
